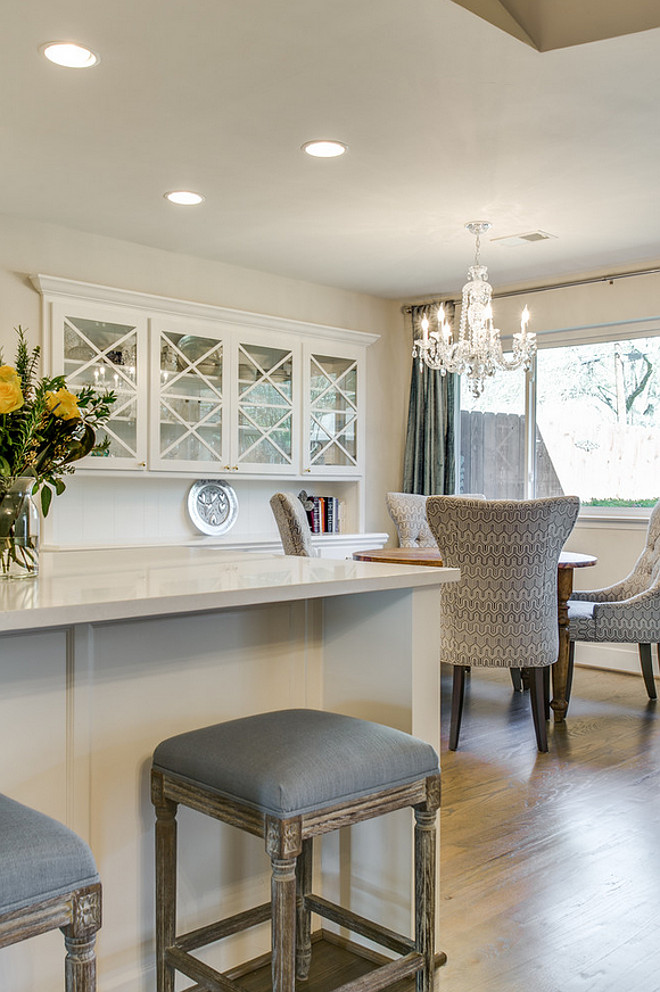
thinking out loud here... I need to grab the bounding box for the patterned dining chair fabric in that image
[386,493,437,548]
[270,493,315,557]
[426,495,580,750]
[387,492,485,549]
[568,499,660,698]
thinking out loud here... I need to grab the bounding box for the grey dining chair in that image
[568,499,660,702]
[270,492,315,557]
[386,492,485,549]
[426,495,580,751]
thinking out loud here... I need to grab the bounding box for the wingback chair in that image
[568,499,660,701]
[426,495,580,751]
[270,493,315,556]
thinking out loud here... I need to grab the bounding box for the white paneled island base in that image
[0,548,458,992]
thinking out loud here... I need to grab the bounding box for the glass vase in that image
[0,478,40,579]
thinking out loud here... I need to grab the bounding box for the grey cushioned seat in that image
[152,709,441,992]
[0,793,100,916]
[153,708,439,818]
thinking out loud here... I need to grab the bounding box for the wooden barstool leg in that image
[296,838,313,980]
[62,884,101,992]
[414,807,437,992]
[271,856,298,992]
[153,788,178,992]
[63,932,97,992]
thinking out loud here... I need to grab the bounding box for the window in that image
[457,334,660,507]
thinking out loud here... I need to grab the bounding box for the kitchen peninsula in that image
[0,546,458,992]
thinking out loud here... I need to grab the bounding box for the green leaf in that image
[55,479,66,496]
[0,456,11,477]
[40,485,53,517]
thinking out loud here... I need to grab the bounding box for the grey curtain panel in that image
[402,303,456,495]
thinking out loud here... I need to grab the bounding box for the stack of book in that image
[298,491,340,534]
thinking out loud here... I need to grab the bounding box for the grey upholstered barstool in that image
[0,793,102,991]
[151,708,440,992]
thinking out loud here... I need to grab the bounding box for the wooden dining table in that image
[352,547,597,723]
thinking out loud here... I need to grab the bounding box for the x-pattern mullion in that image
[310,410,357,464]
[239,407,292,463]
[100,420,137,459]
[239,347,292,406]
[162,335,223,396]
[160,399,223,460]
[310,360,357,412]
[64,319,138,392]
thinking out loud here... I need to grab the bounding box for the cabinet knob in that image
[232,466,238,471]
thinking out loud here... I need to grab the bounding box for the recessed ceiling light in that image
[164,190,205,206]
[301,140,348,158]
[40,42,99,68]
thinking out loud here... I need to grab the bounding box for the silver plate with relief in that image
[187,480,239,536]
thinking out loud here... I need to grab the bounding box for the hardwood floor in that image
[438,662,660,992]
[230,663,660,992]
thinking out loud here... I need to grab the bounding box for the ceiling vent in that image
[491,230,557,248]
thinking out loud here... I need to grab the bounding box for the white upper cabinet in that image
[303,345,362,476]
[149,316,229,473]
[50,300,149,471]
[232,333,298,475]
[35,276,378,480]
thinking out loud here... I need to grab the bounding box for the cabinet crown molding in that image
[31,274,380,348]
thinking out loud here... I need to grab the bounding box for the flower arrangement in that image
[0,326,115,576]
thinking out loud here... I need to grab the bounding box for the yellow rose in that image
[45,388,80,420]
[0,366,23,414]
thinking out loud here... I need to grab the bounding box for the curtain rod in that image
[400,264,660,314]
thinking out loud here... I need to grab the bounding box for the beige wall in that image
[0,213,411,539]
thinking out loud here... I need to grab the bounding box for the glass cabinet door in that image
[150,321,227,471]
[306,352,360,473]
[234,341,295,473]
[54,305,148,469]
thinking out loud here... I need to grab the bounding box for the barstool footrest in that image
[176,901,271,951]
[331,952,424,992]
[305,895,415,957]
[165,946,245,992]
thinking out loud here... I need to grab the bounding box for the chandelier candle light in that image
[412,221,536,396]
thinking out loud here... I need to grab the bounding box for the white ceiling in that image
[3,0,660,300]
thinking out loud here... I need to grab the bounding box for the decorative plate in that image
[187,480,239,536]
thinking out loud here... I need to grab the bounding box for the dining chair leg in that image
[510,669,523,692]
[638,643,657,700]
[528,668,548,753]
[449,666,468,751]
[565,641,576,707]
[543,665,550,721]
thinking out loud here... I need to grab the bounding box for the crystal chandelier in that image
[412,221,536,396]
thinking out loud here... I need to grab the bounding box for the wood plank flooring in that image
[233,663,660,992]
[437,662,660,992]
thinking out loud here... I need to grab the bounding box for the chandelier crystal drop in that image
[412,221,536,396]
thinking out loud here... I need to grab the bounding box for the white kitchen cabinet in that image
[49,299,149,471]
[38,275,376,481]
[303,343,363,476]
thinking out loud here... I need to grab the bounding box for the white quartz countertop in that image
[0,546,459,633]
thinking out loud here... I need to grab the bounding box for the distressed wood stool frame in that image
[151,768,440,992]
[0,882,102,991]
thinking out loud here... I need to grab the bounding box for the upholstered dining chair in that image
[0,793,102,991]
[567,499,660,702]
[426,495,580,752]
[386,492,485,549]
[270,492,316,556]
